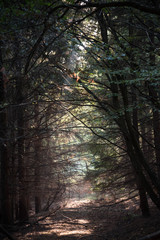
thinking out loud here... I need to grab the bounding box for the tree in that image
[60,0,160,215]
[0,40,12,224]
[0,0,76,225]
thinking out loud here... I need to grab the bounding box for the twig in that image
[30,206,61,224]
[138,230,160,240]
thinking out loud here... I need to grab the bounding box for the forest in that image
[1,0,160,239]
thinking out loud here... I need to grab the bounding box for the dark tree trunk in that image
[131,87,150,217]
[137,174,150,217]
[34,99,42,214]
[153,111,160,180]
[16,75,29,222]
[0,41,12,224]
[148,20,160,181]
[34,149,42,214]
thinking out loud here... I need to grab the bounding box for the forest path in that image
[16,198,160,240]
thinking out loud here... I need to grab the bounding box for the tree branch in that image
[65,1,160,16]
[138,230,160,240]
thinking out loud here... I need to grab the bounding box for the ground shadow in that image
[16,198,160,240]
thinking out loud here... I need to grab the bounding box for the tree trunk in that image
[131,87,150,217]
[0,41,12,224]
[34,99,42,214]
[16,75,29,222]
[34,147,42,214]
[148,19,160,181]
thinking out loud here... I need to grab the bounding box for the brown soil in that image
[14,198,160,240]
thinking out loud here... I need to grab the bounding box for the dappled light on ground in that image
[15,198,160,240]
[49,216,92,237]
[66,198,92,208]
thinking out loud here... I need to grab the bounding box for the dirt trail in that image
[15,198,160,240]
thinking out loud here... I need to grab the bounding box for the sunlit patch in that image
[59,229,92,236]
[66,198,91,208]
[17,199,97,239]
[77,218,89,224]
[51,218,92,237]
[26,217,92,238]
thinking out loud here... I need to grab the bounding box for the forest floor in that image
[14,198,160,240]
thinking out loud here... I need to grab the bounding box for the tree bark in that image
[132,87,150,217]
[148,19,160,181]
[0,41,12,224]
[34,100,42,214]
[16,75,29,222]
